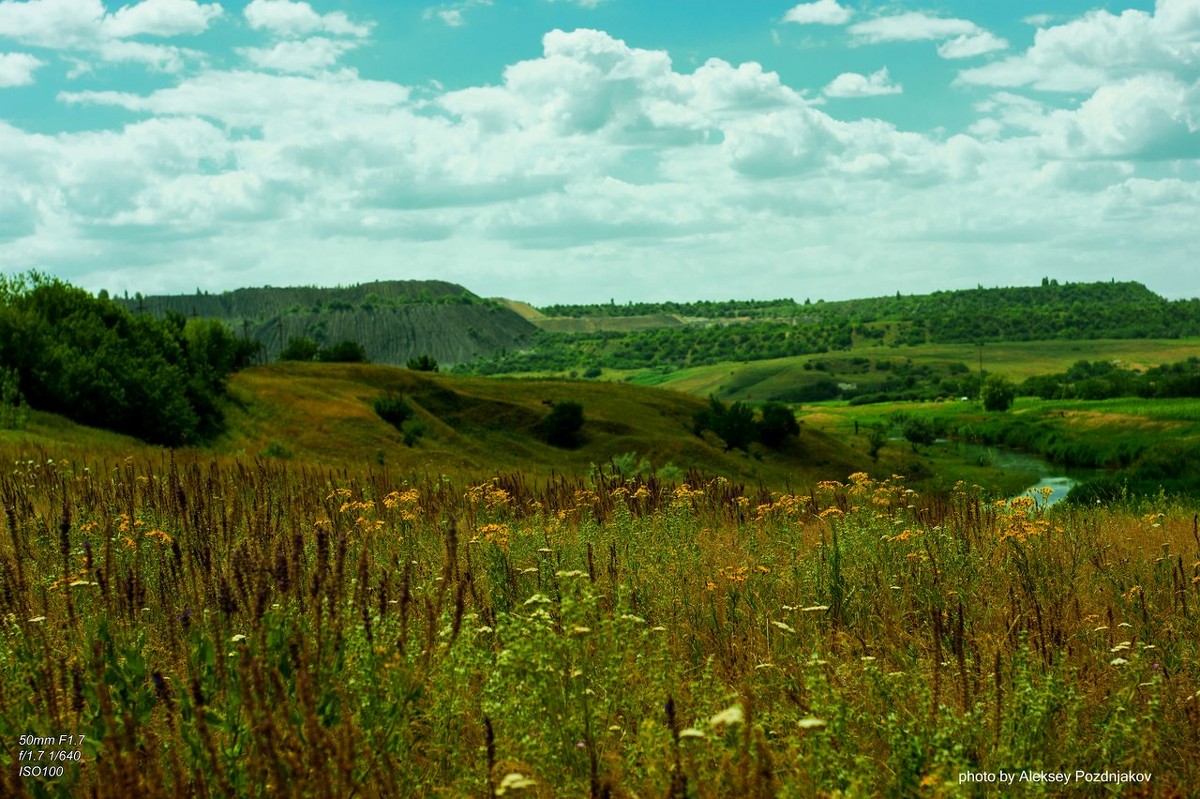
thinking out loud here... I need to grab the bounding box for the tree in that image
[757,402,800,448]
[542,401,584,448]
[318,340,368,363]
[407,354,439,372]
[693,395,757,452]
[981,374,1017,412]
[901,415,936,452]
[280,336,319,361]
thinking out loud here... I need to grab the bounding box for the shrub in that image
[542,401,585,448]
[407,354,439,372]
[758,402,800,448]
[374,393,414,430]
[981,374,1017,412]
[318,340,368,363]
[280,336,320,361]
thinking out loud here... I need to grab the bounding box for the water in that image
[947,441,1096,507]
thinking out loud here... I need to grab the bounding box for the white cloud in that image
[238,36,357,73]
[105,0,223,38]
[423,0,491,28]
[937,32,1007,59]
[850,12,980,43]
[823,67,902,98]
[782,0,852,26]
[243,0,370,38]
[0,0,108,49]
[0,51,45,86]
[0,0,220,71]
[958,2,1200,92]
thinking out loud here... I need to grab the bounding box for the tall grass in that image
[1,453,1197,797]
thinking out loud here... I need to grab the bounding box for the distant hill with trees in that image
[119,280,536,367]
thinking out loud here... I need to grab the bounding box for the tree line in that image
[0,274,259,446]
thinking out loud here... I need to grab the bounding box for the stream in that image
[948,441,1099,507]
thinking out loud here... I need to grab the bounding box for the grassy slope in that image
[219,363,862,486]
[1,363,859,490]
[629,338,1200,400]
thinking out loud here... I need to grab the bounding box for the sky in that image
[1,0,1198,305]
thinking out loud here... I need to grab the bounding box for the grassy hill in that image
[0,363,862,490]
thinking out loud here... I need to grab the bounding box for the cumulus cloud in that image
[243,0,370,38]
[0,50,45,86]
[823,67,902,97]
[782,0,852,26]
[105,0,223,38]
[544,0,607,8]
[958,2,1200,92]
[238,37,358,74]
[0,0,221,71]
[850,12,980,43]
[937,32,1007,59]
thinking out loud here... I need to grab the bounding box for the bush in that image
[693,395,757,452]
[280,336,320,362]
[407,354,439,372]
[542,401,585,448]
[981,374,1016,412]
[374,394,414,430]
[318,340,368,363]
[758,402,800,448]
[0,366,28,430]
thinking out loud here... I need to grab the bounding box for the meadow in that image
[2,451,1197,797]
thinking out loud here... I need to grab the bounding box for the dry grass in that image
[1,449,1197,797]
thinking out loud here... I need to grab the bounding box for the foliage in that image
[541,401,585,448]
[280,336,320,361]
[757,402,800,448]
[899,414,936,452]
[981,374,1017,412]
[693,395,758,452]
[0,273,257,446]
[406,354,439,372]
[373,393,414,430]
[1,461,1196,797]
[0,366,28,430]
[316,340,368,363]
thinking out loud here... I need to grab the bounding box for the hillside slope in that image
[216,363,860,486]
[121,280,536,366]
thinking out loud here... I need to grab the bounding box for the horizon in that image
[2,0,1198,304]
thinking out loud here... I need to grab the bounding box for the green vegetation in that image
[406,354,439,372]
[541,401,585,448]
[280,336,369,363]
[464,282,1200,393]
[1,460,1195,796]
[981,374,1017,412]
[693,396,801,452]
[0,273,258,446]
[1021,357,1200,401]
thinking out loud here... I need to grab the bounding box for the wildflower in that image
[710,703,744,728]
[230,634,247,643]
[798,717,827,729]
[679,728,706,739]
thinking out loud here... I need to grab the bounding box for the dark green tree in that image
[757,402,800,448]
[406,354,439,372]
[318,340,368,363]
[542,401,584,448]
[694,395,757,452]
[981,374,1017,412]
[901,416,936,452]
[280,336,319,361]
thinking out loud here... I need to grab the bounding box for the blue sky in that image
[1,0,1197,304]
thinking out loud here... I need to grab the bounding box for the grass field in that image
[1,456,1197,797]
[619,339,1200,402]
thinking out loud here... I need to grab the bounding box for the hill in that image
[1,363,861,489]
[120,280,536,366]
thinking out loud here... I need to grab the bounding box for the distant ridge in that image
[120,280,536,367]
